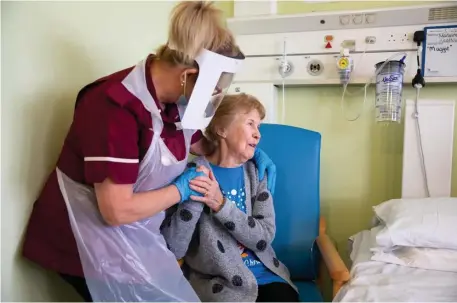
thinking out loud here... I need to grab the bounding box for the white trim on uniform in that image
[84,157,139,164]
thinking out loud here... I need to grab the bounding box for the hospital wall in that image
[217,0,457,263]
[1,1,456,302]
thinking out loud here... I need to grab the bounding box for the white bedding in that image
[373,197,457,250]
[333,229,457,302]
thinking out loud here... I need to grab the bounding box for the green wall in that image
[217,1,457,264]
[216,1,446,17]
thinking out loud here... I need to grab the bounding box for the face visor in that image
[180,48,245,130]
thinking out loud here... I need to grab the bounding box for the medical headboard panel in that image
[401,99,455,198]
[258,124,321,281]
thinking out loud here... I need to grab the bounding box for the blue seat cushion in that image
[294,280,323,302]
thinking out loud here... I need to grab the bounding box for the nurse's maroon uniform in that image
[22,55,202,277]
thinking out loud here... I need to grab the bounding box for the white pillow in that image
[367,225,457,273]
[373,197,457,250]
[371,245,457,273]
[371,225,394,250]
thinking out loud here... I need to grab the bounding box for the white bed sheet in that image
[333,229,457,302]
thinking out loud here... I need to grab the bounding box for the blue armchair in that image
[257,124,349,302]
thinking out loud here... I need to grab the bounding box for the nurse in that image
[21,1,276,302]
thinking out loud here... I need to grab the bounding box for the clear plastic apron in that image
[56,57,200,302]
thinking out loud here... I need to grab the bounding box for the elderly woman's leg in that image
[256,282,299,302]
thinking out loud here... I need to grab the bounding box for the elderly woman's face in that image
[224,109,262,162]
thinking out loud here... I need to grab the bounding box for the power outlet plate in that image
[388,33,412,43]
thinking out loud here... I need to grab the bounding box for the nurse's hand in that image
[189,168,224,212]
[172,167,207,203]
[252,148,276,195]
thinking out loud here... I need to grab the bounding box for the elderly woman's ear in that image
[216,129,227,138]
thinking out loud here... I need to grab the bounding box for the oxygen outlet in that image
[307,59,324,76]
[278,60,293,77]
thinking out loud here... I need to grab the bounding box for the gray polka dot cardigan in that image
[161,156,298,302]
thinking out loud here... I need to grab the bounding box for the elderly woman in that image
[161,93,299,302]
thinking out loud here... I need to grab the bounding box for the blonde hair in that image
[202,93,266,155]
[157,1,241,67]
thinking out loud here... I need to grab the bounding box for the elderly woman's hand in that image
[189,166,225,212]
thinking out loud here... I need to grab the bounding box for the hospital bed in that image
[258,124,457,302]
[333,197,457,302]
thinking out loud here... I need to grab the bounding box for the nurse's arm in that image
[190,139,204,156]
[83,102,185,226]
[189,131,204,156]
[94,178,182,226]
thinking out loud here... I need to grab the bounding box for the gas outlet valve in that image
[278,60,293,78]
[307,59,324,76]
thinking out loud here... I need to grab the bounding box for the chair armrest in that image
[316,234,350,282]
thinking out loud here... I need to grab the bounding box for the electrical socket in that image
[365,36,376,44]
[388,33,410,43]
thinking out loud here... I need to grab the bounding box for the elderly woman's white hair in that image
[201,93,266,155]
